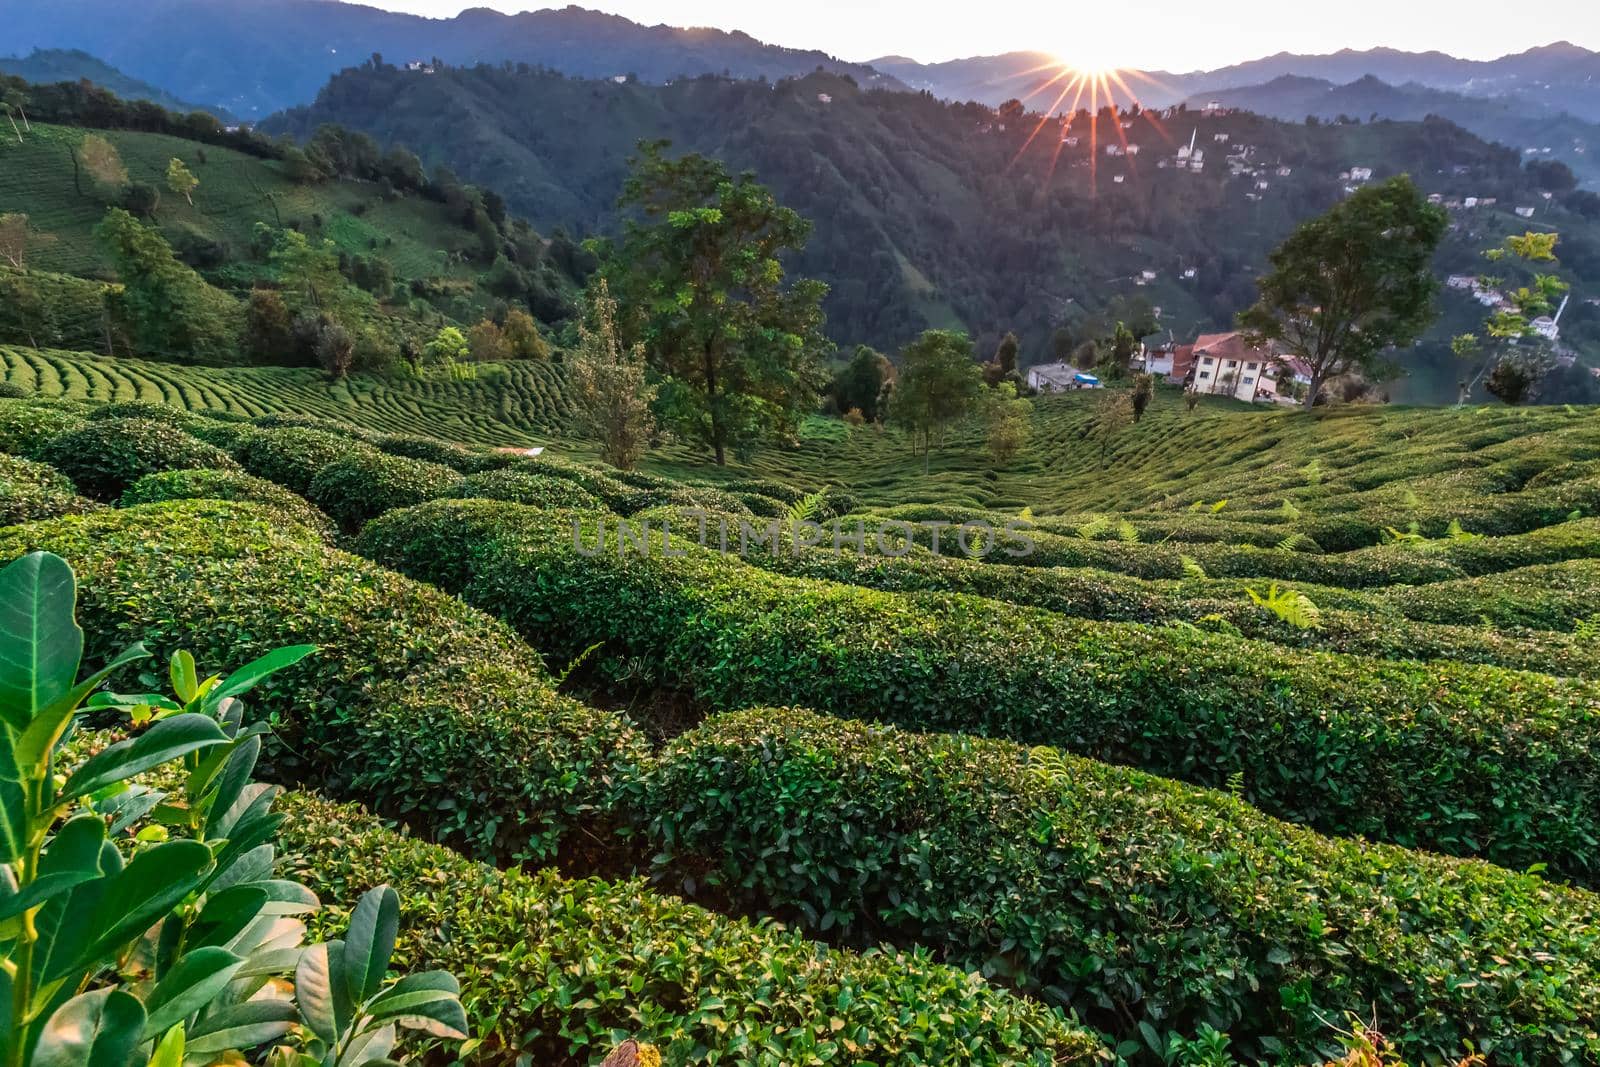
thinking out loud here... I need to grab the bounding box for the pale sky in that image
[355,0,1600,71]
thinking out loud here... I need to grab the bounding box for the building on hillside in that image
[1027,363,1103,393]
[1516,206,1536,218]
[1349,166,1374,182]
[1126,143,1141,155]
[817,92,834,104]
[1447,274,1477,290]
[1189,331,1290,402]
[1463,197,1480,209]
[1214,133,1230,143]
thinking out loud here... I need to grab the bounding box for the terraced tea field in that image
[0,345,572,443]
[4,377,1600,1065]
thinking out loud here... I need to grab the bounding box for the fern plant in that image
[1180,554,1207,579]
[1279,498,1301,521]
[1075,515,1111,540]
[1245,582,1322,629]
[786,487,827,525]
[1276,532,1316,553]
[1380,523,1428,546]
[1575,614,1600,641]
[1115,519,1140,543]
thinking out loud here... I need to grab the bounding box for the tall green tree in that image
[1238,176,1447,407]
[165,157,199,206]
[596,141,829,465]
[832,344,893,421]
[95,208,240,362]
[889,329,983,471]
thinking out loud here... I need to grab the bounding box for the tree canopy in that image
[1239,175,1448,407]
[596,141,830,464]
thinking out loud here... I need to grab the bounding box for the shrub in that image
[1,553,467,1067]
[307,450,461,532]
[0,500,643,862]
[374,432,478,471]
[183,417,262,452]
[631,709,1600,1064]
[0,452,99,525]
[279,792,1104,1066]
[250,411,378,440]
[34,417,239,499]
[236,426,359,494]
[121,467,337,542]
[85,398,199,427]
[0,379,30,398]
[0,398,89,454]
[358,500,1600,881]
[1385,558,1600,631]
[449,468,604,510]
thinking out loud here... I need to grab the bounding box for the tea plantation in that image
[3,380,1599,1066]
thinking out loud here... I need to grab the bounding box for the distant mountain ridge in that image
[0,0,905,117]
[0,48,231,120]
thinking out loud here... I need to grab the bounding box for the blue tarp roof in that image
[1074,373,1100,384]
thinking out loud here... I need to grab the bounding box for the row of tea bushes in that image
[683,511,1592,676]
[120,467,338,542]
[355,500,1600,882]
[0,451,99,526]
[279,792,1104,1066]
[626,708,1600,1065]
[1382,558,1600,631]
[0,500,644,862]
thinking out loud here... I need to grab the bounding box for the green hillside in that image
[261,63,1600,394]
[0,47,229,118]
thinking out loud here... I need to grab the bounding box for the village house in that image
[1349,166,1374,182]
[1187,331,1305,403]
[1027,363,1103,393]
[1447,274,1477,290]
[1516,206,1536,218]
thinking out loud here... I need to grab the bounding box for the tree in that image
[1051,326,1074,362]
[985,381,1032,464]
[244,287,294,364]
[569,277,657,469]
[1106,321,1139,379]
[1093,391,1133,462]
[166,156,199,205]
[468,318,512,361]
[984,330,1020,385]
[1238,176,1447,407]
[95,207,240,362]
[1130,372,1156,422]
[0,212,32,269]
[1453,231,1570,405]
[832,344,893,422]
[424,324,470,366]
[1,87,26,143]
[596,141,829,464]
[502,307,550,359]
[889,329,983,471]
[77,133,128,195]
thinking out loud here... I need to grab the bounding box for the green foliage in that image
[235,428,358,496]
[119,468,337,542]
[94,208,242,364]
[0,551,465,1067]
[33,417,238,500]
[279,793,1103,1066]
[0,399,88,456]
[448,469,604,511]
[357,499,1600,881]
[596,141,829,465]
[629,708,1600,1063]
[305,450,461,532]
[1238,176,1448,405]
[1245,581,1322,628]
[0,453,98,526]
[0,500,642,862]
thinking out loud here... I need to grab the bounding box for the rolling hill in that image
[258,62,1600,398]
[0,48,231,119]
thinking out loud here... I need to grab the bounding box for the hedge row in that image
[0,398,89,454]
[356,500,1600,882]
[694,510,1590,676]
[448,468,606,510]
[306,449,463,532]
[33,417,241,500]
[278,792,1103,1066]
[120,467,338,542]
[0,452,99,526]
[0,500,643,862]
[629,709,1600,1064]
[1384,559,1600,632]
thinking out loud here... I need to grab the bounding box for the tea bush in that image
[279,792,1105,1066]
[34,417,239,499]
[374,432,480,471]
[0,398,88,454]
[306,450,462,532]
[0,451,99,526]
[121,467,338,542]
[358,499,1600,881]
[0,500,643,861]
[449,468,606,511]
[235,426,358,494]
[1386,559,1600,631]
[631,708,1600,1064]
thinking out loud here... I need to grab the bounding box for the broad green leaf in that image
[33,988,146,1067]
[61,715,229,802]
[56,839,212,980]
[203,645,316,713]
[203,737,261,838]
[29,817,110,989]
[182,998,297,1057]
[366,972,467,1039]
[295,940,352,1045]
[14,642,151,773]
[145,1025,184,1067]
[0,724,25,863]
[0,552,81,733]
[169,651,199,705]
[343,886,398,1005]
[0,866,101,921]
[143,948,244,1040]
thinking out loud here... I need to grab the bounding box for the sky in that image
[351,0,1600,71]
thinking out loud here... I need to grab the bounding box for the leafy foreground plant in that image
[0,551,467,1067]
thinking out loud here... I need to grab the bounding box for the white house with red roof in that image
[1188,331,1308,404]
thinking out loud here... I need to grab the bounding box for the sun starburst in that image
[1003,58,1181,189]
